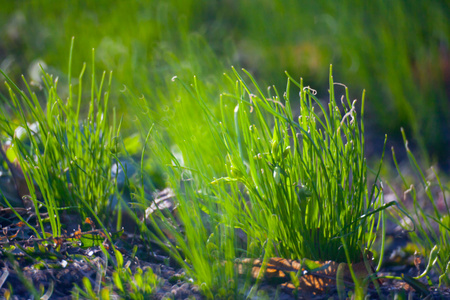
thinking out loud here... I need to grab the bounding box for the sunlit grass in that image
[0,40,121,233]
[1,0,447,165]
[128,66,398,297]
[0,36,448,296]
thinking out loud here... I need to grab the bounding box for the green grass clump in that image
[214,66,385,263]
[0,41,121,232]
[135,66,390,297]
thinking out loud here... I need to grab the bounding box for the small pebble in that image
[60,260,68,268]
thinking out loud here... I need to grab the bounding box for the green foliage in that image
[0,2,448,293]
[0,0,448,164]
[390,129,450,286]
[111,265,162,299]
[141,129,240,298]
[214,67,384,263]
[227,1,449,158]
[73,249,162,299]
[0,42,121,230]
[136,67,391,297]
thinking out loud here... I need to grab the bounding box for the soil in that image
[1,217,449,299]
[0,178,448,299]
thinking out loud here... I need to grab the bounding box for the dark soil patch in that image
[1,229,449,299]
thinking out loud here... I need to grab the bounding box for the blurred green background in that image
[1,0,449,168]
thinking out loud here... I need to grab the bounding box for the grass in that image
[0,1,448,297]
[0,0,448,165]
[210,66,383,263]
[73,248,163,300]
[129,66,448,296]
[0,40,121,235]
[389,129,450,286]
[0,53,448,298]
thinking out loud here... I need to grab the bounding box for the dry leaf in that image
[84,217,95,230]
[237,256,378,295]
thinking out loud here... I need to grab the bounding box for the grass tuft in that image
[132,66,393,296]
[0,41,121,233]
